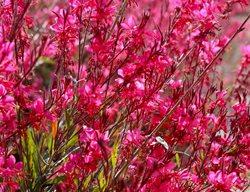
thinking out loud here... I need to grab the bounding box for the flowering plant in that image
[0,0,249,191]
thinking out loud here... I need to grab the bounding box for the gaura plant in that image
[0,0,249,191]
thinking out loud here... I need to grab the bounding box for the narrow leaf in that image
[175,152,180,168]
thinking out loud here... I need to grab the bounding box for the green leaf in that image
[21,129,40,188]
[175,152,180,168]
[38,56,55,65]
[47,175,66,185]
[65,129,78,150]
[74,178,79,189]
[110,137,120,171]
[47,133,54,156]
[228,145,239,153]
[92,187,99,192]
[98,169,107,192]
[84,175,92,189]
[65,110,73,130]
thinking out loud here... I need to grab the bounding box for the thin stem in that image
[106,0,128,40]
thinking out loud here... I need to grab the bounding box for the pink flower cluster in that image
[0,0,249,191]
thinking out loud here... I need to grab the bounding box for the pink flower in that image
[0,84,6,96]
[124,129,144,146]
[135,79,145,91]
[208,171,239,190]
[121,16,137,30]
[33,98,44,113]
[241,45,250,57]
